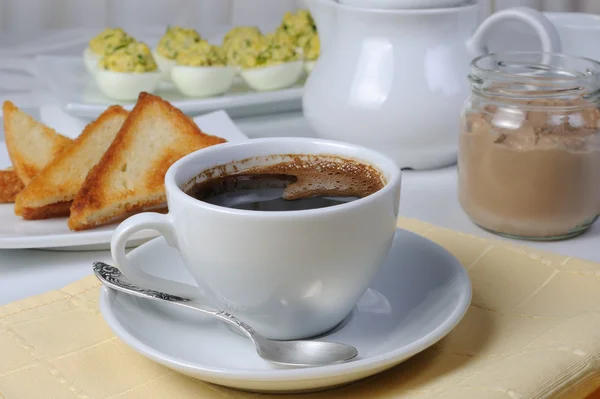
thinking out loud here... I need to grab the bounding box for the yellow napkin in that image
[1,217,600,399]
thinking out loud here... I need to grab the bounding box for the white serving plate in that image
[35,55,305,120]
[0,203,155,251]
[0,111,249,250]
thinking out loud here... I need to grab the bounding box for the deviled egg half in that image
[95,42,161,101]
[83,28,135,75]
[222,26,264,71]
[280,9,315,39]
[223,26,262,51]
[171,40,236,97]
[273,9,320,74]
[239,34,303,91]
[303,34,320,74]
[276,9,316,52]
[265,30,298,52]
[153,26,202,81]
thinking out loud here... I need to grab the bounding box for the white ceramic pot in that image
[302,1,561,169]
[338,0,468,9]
[544,12,600,62]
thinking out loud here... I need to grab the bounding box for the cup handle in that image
[466,7,561,56]
[110,212,200,299]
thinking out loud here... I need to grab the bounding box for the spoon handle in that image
[93,262,255,338]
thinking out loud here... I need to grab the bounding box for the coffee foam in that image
[185,154,385,200]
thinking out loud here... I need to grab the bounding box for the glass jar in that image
[458,52,600,240]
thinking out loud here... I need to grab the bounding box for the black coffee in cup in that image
[184,155,384,211]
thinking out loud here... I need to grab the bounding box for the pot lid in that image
[336,0,470,9]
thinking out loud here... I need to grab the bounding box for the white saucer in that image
[99,228,471,393]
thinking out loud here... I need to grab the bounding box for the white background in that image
[0,0,598,37]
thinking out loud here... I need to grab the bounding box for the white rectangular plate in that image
[0,110,249,250]
[35,55,305,120]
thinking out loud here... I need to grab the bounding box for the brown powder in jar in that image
[458,98,600,238]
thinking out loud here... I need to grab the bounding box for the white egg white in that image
[83,47,101,76]
[95,69,161,101]
[240,60,303,91]
[152,49,176,82]
[171,65,236,97]
[304,60,316,74]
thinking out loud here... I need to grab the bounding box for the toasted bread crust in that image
[14,105,129,219]
[0,168,24,203]
[18,201,72,220]
[3,101,73,184]
[68,92,226,231]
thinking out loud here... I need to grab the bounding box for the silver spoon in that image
[93,262,358,367]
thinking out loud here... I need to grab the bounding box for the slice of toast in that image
[3,101,73,185]
[68,92,226,231]
[14,106,129,219]
[0,168,24,203]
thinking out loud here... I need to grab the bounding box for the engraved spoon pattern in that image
[93,261,358,367]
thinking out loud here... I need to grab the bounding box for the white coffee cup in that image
[110,137,401,340]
